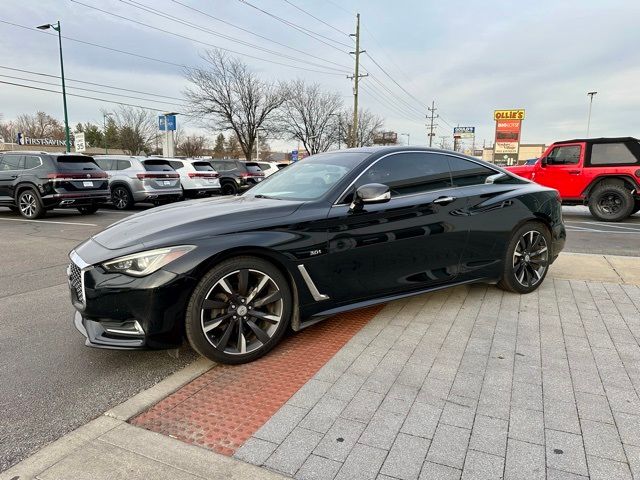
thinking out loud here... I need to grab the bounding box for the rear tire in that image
[631,200,640,216]
[221,181,239,195]
[77,205,99,215]
[111,185,134,210]
[588,182,634,222]
[184,256,292,364]
[17,189,45,219]
[497,222,551,294]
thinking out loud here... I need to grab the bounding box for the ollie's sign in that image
[493,110,525,166]
[494,109,525,121]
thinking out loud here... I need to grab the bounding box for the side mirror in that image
[540,157,547,167]
[350,183,390,210]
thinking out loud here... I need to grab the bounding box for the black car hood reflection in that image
[92,195,304,250]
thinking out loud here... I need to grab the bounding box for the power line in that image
[367,74,425,118]
[0,65,185,102]
[0,74,187,108]
[0,19,186,69]
[363,52,428,110]
[118,0,351,72]
[0,80,186,113]
[170,0,349,69]
[65,2,349,76]
[360,83,422,122]
[236,0,351,53]
[280,0,350,38]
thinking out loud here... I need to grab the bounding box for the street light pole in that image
[38,21,70,153]
[586,91,597,138]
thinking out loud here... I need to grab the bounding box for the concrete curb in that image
[550,252,640,285]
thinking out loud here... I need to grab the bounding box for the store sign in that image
[158,115,176,131]
[453,126,475,139]
[494,109,525,121]
[493,111,524,165]
[16,133,70,147]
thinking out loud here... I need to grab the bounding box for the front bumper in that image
[68,251,195,350]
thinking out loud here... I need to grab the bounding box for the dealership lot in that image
[0,203,638,472]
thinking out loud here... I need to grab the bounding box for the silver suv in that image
[93,156,182,209]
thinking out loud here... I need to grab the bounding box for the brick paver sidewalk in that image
[234,279,640,480]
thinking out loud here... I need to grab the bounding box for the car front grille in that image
[69,261,84,304]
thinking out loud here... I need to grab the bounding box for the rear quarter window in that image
[590,143,639,165]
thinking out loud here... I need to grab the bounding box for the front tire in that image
[498,222,551,294]
[588,183,634,222]
[17,189,45,219]
[185,256,292,364]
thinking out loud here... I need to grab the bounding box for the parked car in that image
[93,155,182,209]
[505,137,640,221]
[0,151,109,218]
[166,158,221,198]
[208,159,265,195]
[68,146,565,364]
[253,161,280,177]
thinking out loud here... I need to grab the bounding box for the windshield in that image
[246,152,370,200]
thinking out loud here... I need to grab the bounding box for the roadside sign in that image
[291,150,298,161]
[494,111,524,165]
[158,115,177,131]
[74,132,86,152]
[453,127,475,139]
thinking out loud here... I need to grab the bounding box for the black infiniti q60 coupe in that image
[68,147,565,364]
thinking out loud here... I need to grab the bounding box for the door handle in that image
[568,170,581,175]
[433,196,456,205]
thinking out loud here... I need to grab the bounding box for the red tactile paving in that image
[130,305,383,456]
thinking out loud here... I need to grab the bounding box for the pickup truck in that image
[506,137,640,221]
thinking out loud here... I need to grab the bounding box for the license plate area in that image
[83,181,94,187]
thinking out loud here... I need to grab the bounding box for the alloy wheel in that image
[512,230,549,288]
[19,192,37,218]
[112,188,128,209]
[200,269,283,355]
[597,192,623,215]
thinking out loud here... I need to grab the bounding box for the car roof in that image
[553,137,639,145]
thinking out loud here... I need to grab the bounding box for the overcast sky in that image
[1,0,638,151]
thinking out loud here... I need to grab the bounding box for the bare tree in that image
[178,135,208,157]
[0,115,14,142]
[113,106,156,155]
[340,109,384,147]
[14,111,65,139]
[278,80,343,154]
[184,49,286,161]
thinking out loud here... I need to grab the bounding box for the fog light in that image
[103,320,144,336]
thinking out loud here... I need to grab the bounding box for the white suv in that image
[167,159,221,198]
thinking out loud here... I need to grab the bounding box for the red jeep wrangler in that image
[506,137,640,221]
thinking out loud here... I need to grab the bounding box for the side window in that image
[95,159,114,170]
[547,146,581,165]
[169,160,184,170]
[447,157,497,187]
[117,160,132,170]
[24,156,42,169]
[590,143,638,165]
[355,152,452,198]
[1,155,23,170]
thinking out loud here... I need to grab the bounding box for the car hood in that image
[91,195,304,250]
[505,164,535,179]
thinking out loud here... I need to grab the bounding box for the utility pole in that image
[426,100,438,147]
[348,13,367,148]
[586,91,597,137]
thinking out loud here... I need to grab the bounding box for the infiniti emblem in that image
[237,305,248,316]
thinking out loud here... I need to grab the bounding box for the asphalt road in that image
[0,202,638,472]
[0,205,197,472]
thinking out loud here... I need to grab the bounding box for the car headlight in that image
[101,246,195,277]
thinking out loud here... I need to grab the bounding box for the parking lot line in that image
[565,226,640,235]
[565,220,640,231]
[0,217,98,227]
